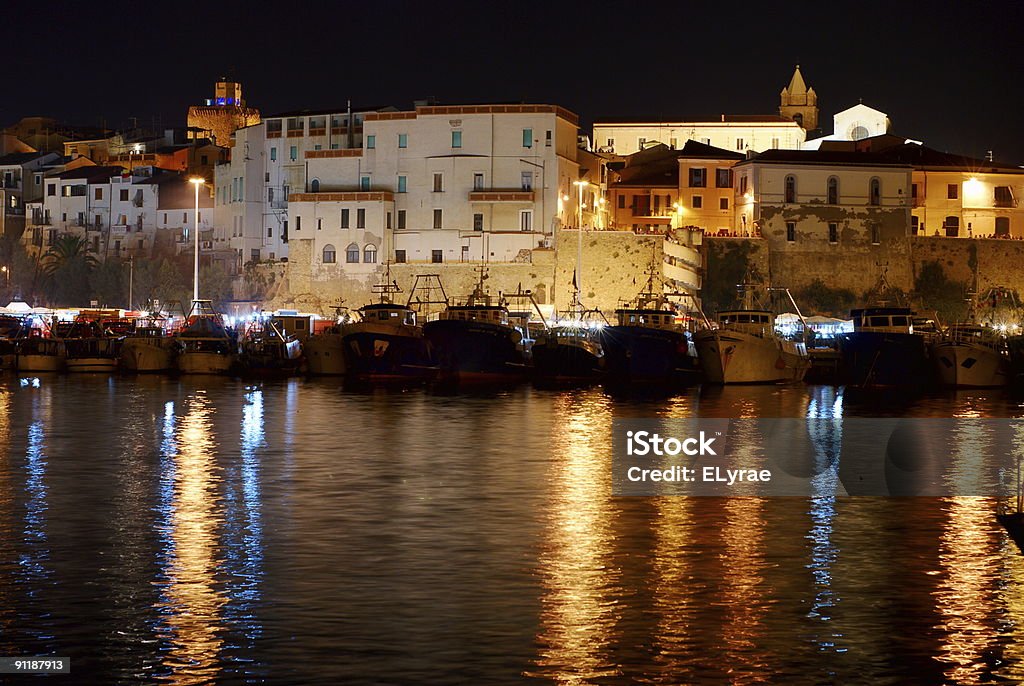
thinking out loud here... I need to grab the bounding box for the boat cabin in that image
[614,308,680,331]
[440,305,509,326]
[716,310,775,337]
[850,307,915,334]
[359,303,417,326]
[272,313,314,341]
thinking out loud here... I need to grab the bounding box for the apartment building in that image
[0,151,60,239]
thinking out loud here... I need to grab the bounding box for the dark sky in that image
[5,0,1023,162]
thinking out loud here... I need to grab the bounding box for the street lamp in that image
[0,265,8,287]
[189,177,205,304]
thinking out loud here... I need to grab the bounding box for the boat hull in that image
[65,358,117,373]
[599,326,698,384]
[932,341,1009,388]
[17,354,63,373]
[694,330,809,384]
[177,352,234,375]
[342,327,436,381]
[422,319,525,382]
[306,334,347,376]
[120,342,176,373]
[837,331,930,388]
[531,337,603,382]
[240,340,302,377]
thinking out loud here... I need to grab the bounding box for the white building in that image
[287,103,581,275]
[802,103,895,149]
[0,151,60,240]
[592,115,806,157]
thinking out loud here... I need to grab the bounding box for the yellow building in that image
[186,79,261,148]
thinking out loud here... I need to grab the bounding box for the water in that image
[0,376,1023,684]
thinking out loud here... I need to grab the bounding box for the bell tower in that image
[779,65,818,131]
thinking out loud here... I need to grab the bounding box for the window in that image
[356,208,365,228]
[670,137,678,149]
[397,175,407,193]
[120,189,128,201]
[432,249,443,263]
[251,249,260,262]
[828,222,838,243]
[310,178,320,192]
[720,197,729,210]
[521,171,533,191]
[617,194,625,209]
[771,137,780,149]
[317,217,323,231]
[606,138,614,148]
[94,187,103,200]
[689,168,707,188]
[398,133,408,148]
[522,128,533,148]
[948,183,958,200]
[739,175,748,195]
[182,212,188,223]
[736,138,745,151]
[871,224,881,244]
[268,188,275,202]
[323,244,336,263]
[283,219,288,242]
[451,131,462,148]
[715,169,732,188]
[433,209,442,229]
[911,216,919,234]
[996,216,1010,237]
[295,216,301,231]
[520,210,533,232]
[289,146,297,161]
[360,176,370,191]
[47,183,55,196]
[433,173,443,192]
[473,213,484,231]
[545,130,552,147]
[784,175,796,203]
[692,195,703,209]
[63,185,71,197]
[366,135,376,149]
[827,176,839,205]
[638,137,647,150]
[341,208,350,228]
[364,244,377,263]
[473,173,484,191]
[995,186,1015,207]
[944,216,960,237]
[869,178,881,206]
[397,210,406,229]
[786,221,796,242]
[270,147,277,161]
[911,183,918,201]
[346,243,360,263]
[395,249,406,263]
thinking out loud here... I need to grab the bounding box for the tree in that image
[40,235,98,306]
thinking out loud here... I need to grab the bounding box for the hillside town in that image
[1,66,1022,321]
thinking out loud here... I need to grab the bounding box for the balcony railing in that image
[468,189,535,202]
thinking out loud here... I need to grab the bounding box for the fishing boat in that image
[932,323,1009,388]
[0,314,24,370]
[599,268,699,385]
[305,307,350,376]
[422,268,530,384]
[531,293,606,383]
[57,313,125,373]
[340,268,436,381]
[16,329,64,373]
[837,307,931,389]
[120,314,177,373]
[238,315,303,377]
[694,285,810,384]
[175,300,237,375]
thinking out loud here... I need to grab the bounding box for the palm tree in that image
[41,234,97,277]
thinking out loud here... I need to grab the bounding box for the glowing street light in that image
[189,177,205,304]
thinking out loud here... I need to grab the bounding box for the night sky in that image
[5,1,1023,162]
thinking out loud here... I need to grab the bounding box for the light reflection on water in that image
[0,379,1018,682]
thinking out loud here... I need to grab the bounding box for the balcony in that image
[305,149,363,159]
[994,198,1018,208]
[289,191,395,203]
[111,224,129,234]
[469,189,535,202]
[286,129,304,138]
[308,128,327,137]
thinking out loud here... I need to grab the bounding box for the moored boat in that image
[175,301,237,375]
[932,322,1010,388]
[120,316,177,373]
[238,315,303,377]
[531,293,606,384]
[837,307,931,389]
[16,336,64,373]
[56,314,125,374]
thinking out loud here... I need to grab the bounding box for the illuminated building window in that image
[289,146,297,161]
[398,176,407,193]
[270,147,277,161]
[692,195,703,209]
[689,168,707,188]
[451,131,462,148]
[736,138,745,151]
[473,173,484,191]
[433,173,443,193]
[395,249,406,263]
[366,135,376,149]
[357,208,365,229]
[827,176,839,204]
[739,175,748,194]
[520,210,533,231]
[617,195,625,209]
[473,213,483,231]
[545,130,552,147]
[399,133,408,148]
[341,209,350,228]
[720,197,729,210]
[360,176,370,191]
[523,129,533,148]
[995,186,1014,207]
[784,175,796,203]
[869,178,881,206]
[432,249,443,263]
[433,209,442,229]
[521,172,533,191]
[944,216,959,237]
[771,137,780,149]
[715,169,732,188]
[364,244,377,263]
[310,179,320,192]
[996,217,1010,236]
[947,183,958,200]
[911,216,919,234]
[397,210,406,230]
[346,243,359,263]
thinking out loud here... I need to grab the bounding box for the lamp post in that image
[189,177,205,304]
[1,265,8,288]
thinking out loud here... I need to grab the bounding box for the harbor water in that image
[1,376,1023,683]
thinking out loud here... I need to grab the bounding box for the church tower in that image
[779,65,818,131]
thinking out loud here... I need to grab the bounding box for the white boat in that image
[121,325,177,373]
[932,323,1010,388]
[57,315,124,374]
[16,337,64,373]
[175,301,236,375]
[305,329,347,375]
[695,309,810,384]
